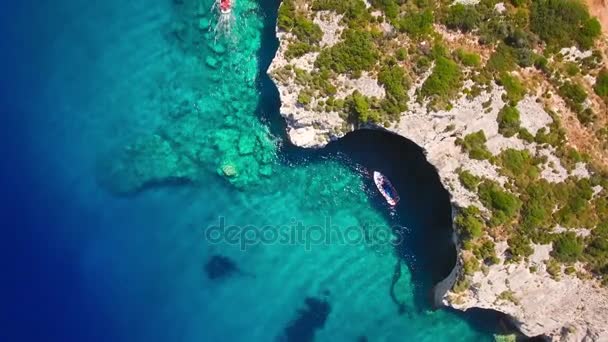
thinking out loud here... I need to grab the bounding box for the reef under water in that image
[0,0,519,341]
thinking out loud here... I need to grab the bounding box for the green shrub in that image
[521,180,555,233]
[498,149,541,189]
[378,63,410,113]
[546,258,561,278]
[595,69,608,99]
[463,256,480,275]
[297,91,312,105]
[552,232,584,263]
[474,238,499,265]
[293,17,323,44]
[459,170,481,191]
[455,206,485,240]
[368,0,400,20]
[498,73,526,104]
[395,48,408,61]
[518,128,535,143]
[312,0,371,27]
[530,0,601,49]
[497,290,519,305]
[444,4,481,32]
[559,81,587,106]
[347,91,381,123]
[564,62,580,76]
[277,0,297,31]
[420,56,462,100]
[497,106,521,137]
[456,48,481,68]
[278,1,323,44]
[487,44,517,73]
[554,178,596,228]
[285,42,315,60]
[315,29,379,75]
[478,180,522,226]
[457,131,492,160]
[507,234,533,261]
[397,9,434,38]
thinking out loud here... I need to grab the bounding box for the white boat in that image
[373,171,400,206]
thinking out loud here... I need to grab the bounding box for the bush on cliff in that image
[315,29,378,75]
[397,9,434,38]
[455,205,485,240]
[595,69,608,100]
[497,106,521,138]
[443,3,481,32]
[456,131,492,160]
[420,56,462,102]
[478,180,521,226]
[530,0,601,49]
[378,62,410,112]
[278,0,323,44]
[552,232,584,263]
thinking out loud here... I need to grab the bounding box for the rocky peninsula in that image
[269,0,608,340]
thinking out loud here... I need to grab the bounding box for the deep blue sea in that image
[0,0,512,341]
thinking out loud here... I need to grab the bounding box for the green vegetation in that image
[456,131,492,160]
[443,4,480,32]
[552,232,584,263]
[346,91,380,124]
[530,0,601,49]
[486,44,518,74]
[285,42,316,60]
[497,149,541,188]
[478,180,522,226]
[420,56,462,107]
[455,205,485,240]
[472,238,499,265]
[378,62,410,118]
[507,234,534,261]
[456,48,481,68]
[497,290,519,305]
[498,73,526,104]
[459,169,481,191]
[595,69,608,100]
[397,9,434,38]
[497,106,521,137]
[312,0,371,27]
[278,0,323,44]
[316,29,379,75]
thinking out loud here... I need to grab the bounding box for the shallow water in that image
[1,0,508,341]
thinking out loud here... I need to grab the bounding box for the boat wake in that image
[212,0,235,37]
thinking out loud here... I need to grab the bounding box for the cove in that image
[0,0,516,341]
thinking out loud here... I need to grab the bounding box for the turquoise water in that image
[0,0,508,340]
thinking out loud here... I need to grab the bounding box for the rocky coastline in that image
[268,4,608,341]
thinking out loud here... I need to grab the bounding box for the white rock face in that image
[269,9,608,341]
[449,244,608,341]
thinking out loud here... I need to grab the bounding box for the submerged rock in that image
[280,297,331,342]
[204,255,253,280]
[98,134,197,195]
[205,255,238,280]
[220,163,237,177]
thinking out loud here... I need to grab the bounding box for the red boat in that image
[219,0,231,13]
[374,171,400,206]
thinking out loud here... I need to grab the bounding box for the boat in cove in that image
[373,171,400,206]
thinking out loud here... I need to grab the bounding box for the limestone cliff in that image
[269,4,608,341]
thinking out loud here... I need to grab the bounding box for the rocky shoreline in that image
[269,6,608,341]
